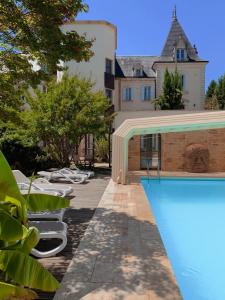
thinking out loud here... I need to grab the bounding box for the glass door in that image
[140,134,161,170]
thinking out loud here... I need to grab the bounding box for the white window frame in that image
[176,48,187,61]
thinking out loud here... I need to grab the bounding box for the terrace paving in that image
[53,180,181,300]
[37,173,110,300]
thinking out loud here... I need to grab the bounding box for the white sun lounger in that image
[29,221,67,258]
[21,190,66,221]
[37,170,88,184]
[60,167,95,178]
[13,170,73,197]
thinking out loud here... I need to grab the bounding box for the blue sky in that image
[78,0,225,89]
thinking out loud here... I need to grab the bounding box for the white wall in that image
[155,62,207,110]
[115,78,156,112]
[60,21,117,93]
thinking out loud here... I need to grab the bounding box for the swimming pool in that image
[141,177,225,300]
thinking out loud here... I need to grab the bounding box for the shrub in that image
[0,138,60,176]
[95,138,109,162]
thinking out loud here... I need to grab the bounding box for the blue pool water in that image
[141,177,225,300]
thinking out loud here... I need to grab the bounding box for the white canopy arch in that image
[112,111,225,184]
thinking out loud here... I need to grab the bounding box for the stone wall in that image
[127,129,225,172]
[161,129,225,172]
[128,135,140,171]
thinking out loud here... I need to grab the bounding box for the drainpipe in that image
[119,79,121,111]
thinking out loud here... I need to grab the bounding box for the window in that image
[123,87,133,101]
[105,59,113,74]
[176,48,186,61]
[105,89,113,102]
[135,69,143,77]
[181,74,187,90]
[141,86,152,101]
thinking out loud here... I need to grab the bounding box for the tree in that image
[25,74,114,166]
[155,68,184,110]
[205,80,219,110]
[206,80,217,98]
[0,151,69,299]
[216,74,225,109]
[0,1,93,76]
[0,0,93,123]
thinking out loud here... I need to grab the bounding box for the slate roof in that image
[161,16,204,61]
[115,56,158,78]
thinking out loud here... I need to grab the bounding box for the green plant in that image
[0,151,69,299]
[155,68,184,110]
[216,74,225,109]
[206,80,217,99]
[95,138,109,162]
[0,1,93,128]
[0,137,61,176]
[25,74,114,166]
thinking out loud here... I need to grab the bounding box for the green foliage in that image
[0,137,60,176]
[0,282,37,300]
[155,68,184,110]
[206,80,217,98]
[24,194,69,212]
[0,210,23,242]
[0,0,93,127]
[216,74,225,109]
[0,1,93,75]
[0,250,59,291]
[205,95,219,110]
[25,74,114,165]
[0,151,70,299]
[95,137,109,162]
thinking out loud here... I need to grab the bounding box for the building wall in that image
[128,136,141,171]
[127,129,225,172]
[114,78,156,112]
[154,62,207,110]
[161,129,225,172]
[59,21,117,93]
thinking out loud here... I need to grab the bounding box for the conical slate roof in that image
[161,15,202,61]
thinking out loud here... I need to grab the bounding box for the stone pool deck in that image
[54,180,181,300]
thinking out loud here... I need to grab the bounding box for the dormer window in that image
[133,64,143,77]
[176,48,187,61]
[135,68,143,77]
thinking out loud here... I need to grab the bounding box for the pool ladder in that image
[146,160,160,182]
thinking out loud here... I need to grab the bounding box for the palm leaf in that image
[0,209,23,242]
[23,193,69,212]
[19,227,40,253]
[0,151,27,222]
[0,250,59,291]
[0,281,37,300]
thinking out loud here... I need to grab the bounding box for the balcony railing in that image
[104,72,115,90]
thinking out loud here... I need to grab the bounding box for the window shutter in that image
[141,86,145,101]
[131,87,135,101]
[184,75,188,91]
[149,86,152,100]
[123,87,127,101]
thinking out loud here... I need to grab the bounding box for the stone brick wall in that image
[128,136,140,171]
[127,129,225,172]
[161,129,225,172]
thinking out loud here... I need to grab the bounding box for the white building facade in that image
[60,13,208,168]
